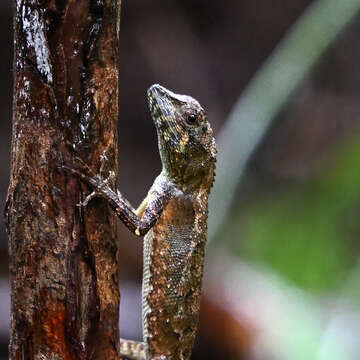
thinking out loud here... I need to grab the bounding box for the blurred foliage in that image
[208,0,360,300]
[208,0,360,242]
[226,135,360,292]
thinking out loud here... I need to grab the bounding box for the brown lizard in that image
[63,84,217,359]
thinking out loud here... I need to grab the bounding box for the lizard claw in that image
[99,153,108,176]
[103,170,116,185]
[99,153,116,186]
[77,191,98,207]
[73,157,95,176]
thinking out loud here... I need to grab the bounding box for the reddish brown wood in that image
[6,0,121,358]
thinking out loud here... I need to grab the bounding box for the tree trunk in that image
[6,0,121,358]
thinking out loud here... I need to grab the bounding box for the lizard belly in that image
[142,197,207,360]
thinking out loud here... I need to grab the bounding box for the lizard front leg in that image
[61,166,170,236]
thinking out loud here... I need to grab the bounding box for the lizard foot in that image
[76,191,98,207]
[60,157,117,207]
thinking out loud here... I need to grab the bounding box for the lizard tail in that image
[120,338,147,360]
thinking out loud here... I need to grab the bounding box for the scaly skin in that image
[64,84,217,359]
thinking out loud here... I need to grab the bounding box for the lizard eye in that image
[186,114,197,125]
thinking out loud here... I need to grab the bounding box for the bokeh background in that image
[1,0,360,359]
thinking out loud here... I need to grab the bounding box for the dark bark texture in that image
[6,0,121,359]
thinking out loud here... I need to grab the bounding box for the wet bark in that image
[6,0,121,359]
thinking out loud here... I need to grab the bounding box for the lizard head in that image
[148,84,217,190]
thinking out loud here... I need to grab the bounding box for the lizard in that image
[63,84,217,359]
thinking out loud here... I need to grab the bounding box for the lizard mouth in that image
[147,84,175,129]
[147,84,172,120]
[147,84,166,118]
[147,84,184,148]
